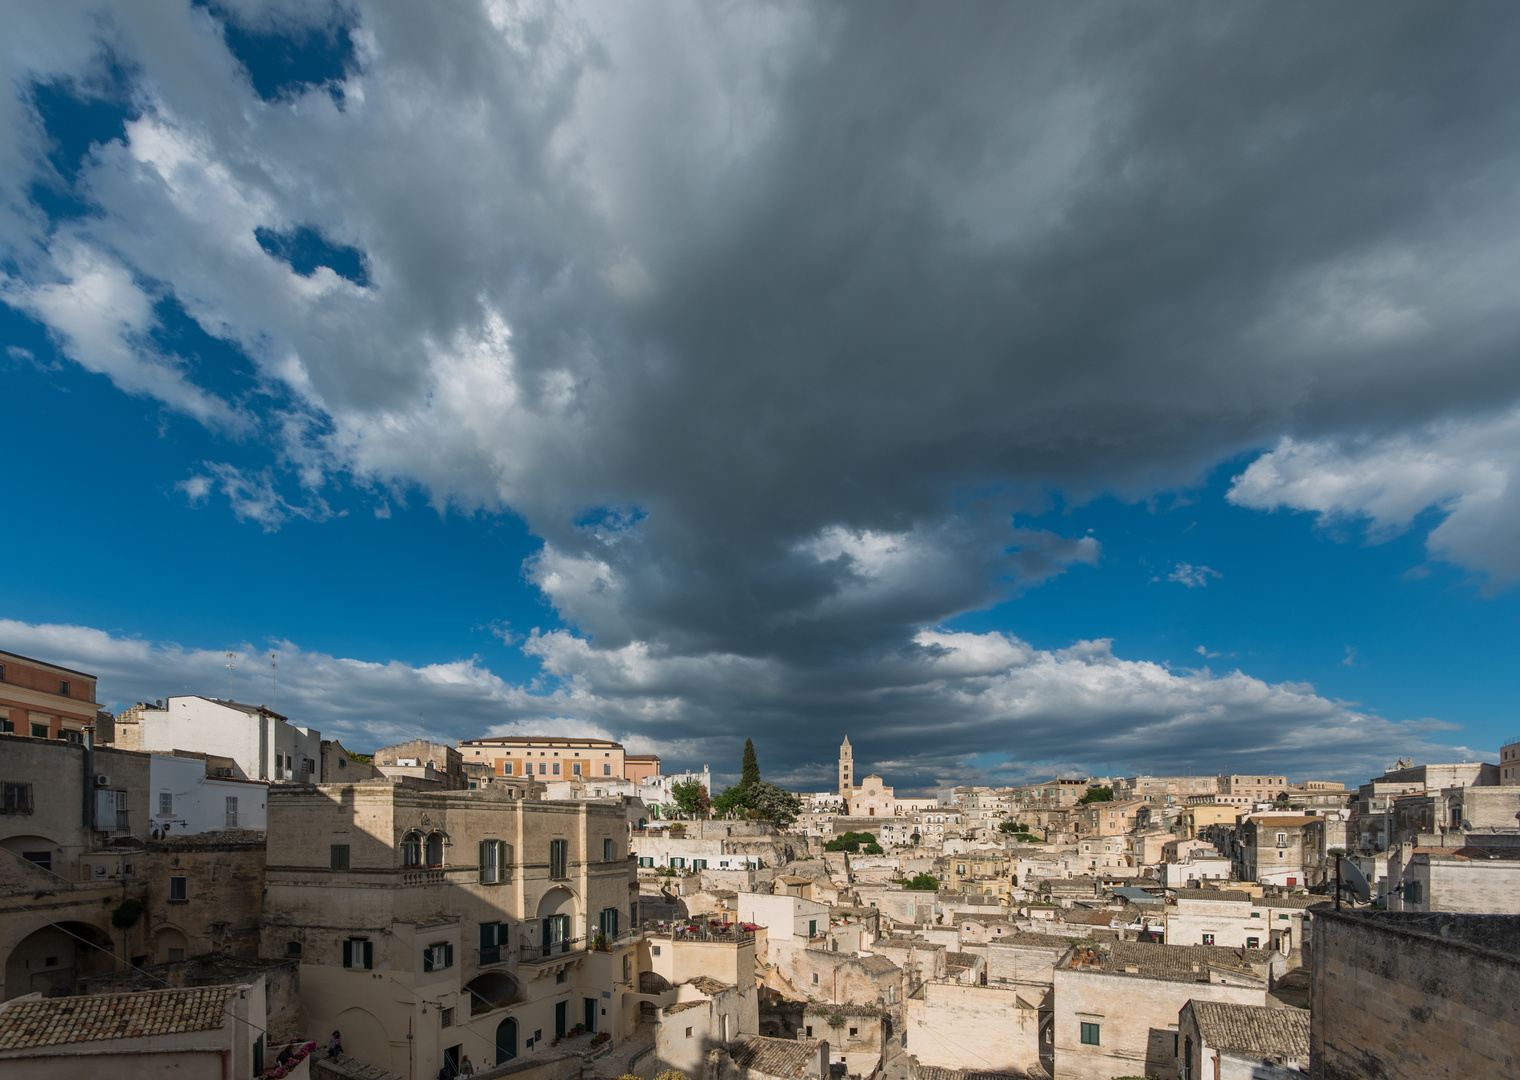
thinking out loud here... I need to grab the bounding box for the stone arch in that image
[535,885,579,955]
[425,831,447,866]
[401,831,422,867]
[638,970,670,994]
[334,1006,390,1070]
[495,1016,518,1064]
[4,921,114,1001]
[152,925,190,964]
[465,971,523,1016]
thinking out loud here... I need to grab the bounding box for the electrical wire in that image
[0,893,277,1043]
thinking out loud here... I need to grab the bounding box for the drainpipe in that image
[83,724,95,832]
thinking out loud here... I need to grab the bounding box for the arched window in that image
[426,832,445,866]
[401,832,422,867]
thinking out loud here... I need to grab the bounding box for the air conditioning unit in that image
[94,774,111,787]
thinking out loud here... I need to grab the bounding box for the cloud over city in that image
[5,3,1520,768]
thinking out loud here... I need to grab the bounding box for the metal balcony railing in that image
[521,937,584,962]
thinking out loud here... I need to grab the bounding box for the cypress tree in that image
[741,738,761,789]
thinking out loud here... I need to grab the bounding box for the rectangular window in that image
[604,838,615,861]
[604,764,612,776]
[549,838,569,879]
[168,947,185,962]
[22,850,51,871]
[479,839,507,884]
[59,680,70,696]
[805,1026,813,1037]
[573,763,582,776]
[331,844,351,871]
[599,907,620,941]
[1201,933,1214,945]
[1,782,34,814]
[639,857,654,868]
[553,762,561,776]
[422,942,454,971]
[441,1007,454,1028]
[1080,1022,1100,1046]
[225,796,238,829]
[1405,881,1423,904]
[169,875,188,901]
[539,762,547,775]
[480,921,507,964]
[158,793,174,817]
[504,762,514,775]
[0,717,10,733]
[1246,937,1260,950]
[31,723,49,739]
[342,938,374,969]
[113,790,128,830]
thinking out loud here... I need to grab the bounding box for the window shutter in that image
[424,946,434,972]
[445,943,454,967]
[479,840,488,882]
[342,939,352,968]
[363,940,373,969]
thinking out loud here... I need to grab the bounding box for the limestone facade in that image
[260,779,639,1080]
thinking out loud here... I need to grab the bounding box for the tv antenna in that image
[270,652,278,710]
[225,650,237,701]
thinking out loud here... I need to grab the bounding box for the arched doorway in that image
[495,1017,517,1064]
[153,926,190,965]
[4,921,115,1000]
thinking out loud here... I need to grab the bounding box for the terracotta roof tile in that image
[728,1034,821,1079]
[0,985,238,1050]
[1188,1000,1309,1058]
[686,976,733,995]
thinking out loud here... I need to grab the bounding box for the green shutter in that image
[342,939,352,968]
[445,943,454,967]
[362,940,373,969]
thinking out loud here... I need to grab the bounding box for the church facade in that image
[837,735,898,817]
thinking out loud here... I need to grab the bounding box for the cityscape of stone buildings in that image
[3,647,1519,1079]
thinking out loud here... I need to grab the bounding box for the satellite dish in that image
[1340,858,1372,904]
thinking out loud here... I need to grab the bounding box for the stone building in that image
[457,735,629,782]
[2,732,152,1000]
[1050,941,1277,1080]
[1163,890,1311,954]
[1385,842,1520,914]
[1502,736,1520,786]
[1178,804,1241,840]
[105,695,320,783]
[1113,775,1220,806]
[905,980,1044,1076]
[1216,775,1289,806]
[261,777,639,1079]
[1310,908,1520,1080]
[1077,799,1147,837]
[1236,815,1325,887]
[374,739,467,789]
[0,648,101,743]
[1177,999,1309,1080]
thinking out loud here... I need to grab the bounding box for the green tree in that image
[824,831,879,852]
[748,781,802,827]
[671,779,710,817]
[741,739,761,789]
[711,784,750,818]
[902,872,939,890]
[112,898,146,966]
[1078,785,1113,805]
[862,842,884,855]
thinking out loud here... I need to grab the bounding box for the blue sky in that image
[4,2,1519,791]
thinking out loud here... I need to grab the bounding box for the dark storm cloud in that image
[4,2,1520,776]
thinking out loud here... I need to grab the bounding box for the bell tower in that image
[838,735,853,810]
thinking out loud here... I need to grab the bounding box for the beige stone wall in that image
[1310,910,1520,1080]
[262,781,639,1079]
[139,835,266,961]
[1051,968,1266,1080]
[905,981,1040,1074]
